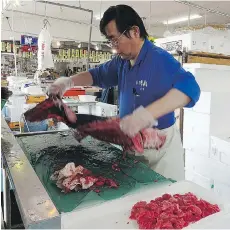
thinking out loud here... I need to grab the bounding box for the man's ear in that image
[130,26,140,38]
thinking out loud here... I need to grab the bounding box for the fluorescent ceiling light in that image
[163,14,202,25]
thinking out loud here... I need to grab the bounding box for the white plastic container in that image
[78,95,97,102]
[23,103,37,113]
[78,102,118,117]
[7,105,24,122]
[61,180,230,229]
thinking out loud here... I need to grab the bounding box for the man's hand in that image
[47,77,74,98]
[120,106,158,137]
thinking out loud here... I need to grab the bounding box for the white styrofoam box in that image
[208,36,221,54]
[61,180,230,229]
[211,136,230,166]
[77,105,92,114]
[7,105,24,122]
[209,36,230,56]
[184,92,230,138]
[183,63,230,93]
[22,103,37,113]
[185,169,213,190]
[191,92,211,114]
[22,85,44,95]
[93,102,118,117]
[183,109,210,135]
[8,95,26,106]
[183,132,210,156]
[78,95,96,102]
[214,181,230,202]
[185,150,230,186]
[155,32,209,53]
[208,93,230,137]
[210,136,221,161]
[78,102,118,117]
[219,37,230,56]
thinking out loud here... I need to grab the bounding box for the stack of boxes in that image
[183,63,230,201]
[155,30,230,55]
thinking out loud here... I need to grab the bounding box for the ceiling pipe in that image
[175,0,230,18]
[4,9,98,28]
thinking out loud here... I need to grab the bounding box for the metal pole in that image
[188,6,191,27]
[148,1,151,33]
[36,1,92,13]
[204,12,207,26]
[87,11,93,70]
[5,9,97,28]
[2,164,11,229]
[175,0,230,18]
[11,10,18,77]
[2,28,100,43]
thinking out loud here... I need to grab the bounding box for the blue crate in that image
[24,120,48,132]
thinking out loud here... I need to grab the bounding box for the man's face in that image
[105,20,138,60]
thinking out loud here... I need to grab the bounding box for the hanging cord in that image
[148,1,151,33]
[99,0,102,19]
[43,18,51,29]
[43,1,51,29]
[10,10,18,77]
[204,11,207,26]
[188,6,191,28]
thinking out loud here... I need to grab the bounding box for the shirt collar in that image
[133,39,152,66]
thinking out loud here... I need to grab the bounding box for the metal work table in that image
[1,116,60,229]
[1,115,173,229]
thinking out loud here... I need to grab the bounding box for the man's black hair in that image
[100,5,148,39]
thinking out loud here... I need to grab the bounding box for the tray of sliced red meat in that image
[60,180,230,229]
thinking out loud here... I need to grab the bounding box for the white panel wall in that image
[183,63,230,202]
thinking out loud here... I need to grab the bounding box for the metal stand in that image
[2,164,11,229]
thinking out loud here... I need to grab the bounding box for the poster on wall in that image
[55,48,113,62]
[21,35,38,46]
[1,40,20,53]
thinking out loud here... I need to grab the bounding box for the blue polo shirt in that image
[89,39,200,129]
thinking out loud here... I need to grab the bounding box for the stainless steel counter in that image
[1,116,61,229]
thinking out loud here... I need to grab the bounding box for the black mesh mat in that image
[16,132,173,213]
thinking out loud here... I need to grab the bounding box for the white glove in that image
[120,106,158,137]
[47,77,74,98]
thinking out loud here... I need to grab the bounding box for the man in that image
[65,66,73,77]
[48,5,200,181]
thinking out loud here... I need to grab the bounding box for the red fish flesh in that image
[50,162,118,193]
[130,192,220,229]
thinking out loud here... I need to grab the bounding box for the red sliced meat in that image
[130,192,220,229]
[50,163,118,193]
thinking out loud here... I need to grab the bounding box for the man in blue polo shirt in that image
[48,5,200,180]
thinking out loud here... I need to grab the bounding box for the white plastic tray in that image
[61,180,230,229]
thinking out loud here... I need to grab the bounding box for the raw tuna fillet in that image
[24,98,166,153]
[74,118,166,153]
[74,118,144,153]
[24,98,77,125]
